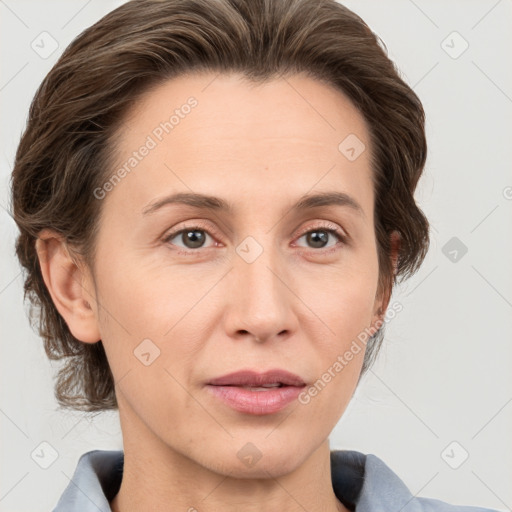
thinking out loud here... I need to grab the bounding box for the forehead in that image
[120,71,370,149]
[106,72,374,217]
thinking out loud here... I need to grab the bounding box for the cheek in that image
[92,247,177,332]
[298,248,379,390]
[298,277,374,423]
[91,254,201,427]
[92,248,218,375]
[304,251,379,336]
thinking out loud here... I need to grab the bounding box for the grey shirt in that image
[52,449,498,511]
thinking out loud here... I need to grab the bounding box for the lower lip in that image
[206,384,304,415]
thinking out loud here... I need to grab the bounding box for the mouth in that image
[206,369,306,415]
[207,368,306,388]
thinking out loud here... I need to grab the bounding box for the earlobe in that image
[370,307,385,336]
[35,230,101,344]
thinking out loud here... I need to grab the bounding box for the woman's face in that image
[84,72,388,476]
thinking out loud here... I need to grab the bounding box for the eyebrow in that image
[142,190,365,218]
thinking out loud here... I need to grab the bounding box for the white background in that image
[1,1,511,511]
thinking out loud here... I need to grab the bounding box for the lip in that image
[207,369,306,387]
[206,369,306,415]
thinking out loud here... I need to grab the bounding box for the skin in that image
[37,72,399,512]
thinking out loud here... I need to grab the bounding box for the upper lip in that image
[207,369,306,387]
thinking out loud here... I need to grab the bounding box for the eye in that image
[163,223,218,252]
[294,224,347,253]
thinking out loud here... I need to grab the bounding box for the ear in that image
[389,230,401,279]
[371,230,401,330]
[35,229,101,344]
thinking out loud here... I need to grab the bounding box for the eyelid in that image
[162,219,220,245]
[293,220,347,241]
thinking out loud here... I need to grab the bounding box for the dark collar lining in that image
[330,450,366,511]
[101,455,124,503]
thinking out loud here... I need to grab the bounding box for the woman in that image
[10,0,499,510]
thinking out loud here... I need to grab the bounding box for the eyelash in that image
[162,220,348,256]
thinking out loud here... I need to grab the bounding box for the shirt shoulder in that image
[330,449,500,512]
[52,449,123,512]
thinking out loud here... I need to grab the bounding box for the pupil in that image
[308,230,328,248]
[184,230,205,248]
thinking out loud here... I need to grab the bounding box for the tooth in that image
[241,383,281,390]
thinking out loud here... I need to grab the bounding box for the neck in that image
[110,409,348,512]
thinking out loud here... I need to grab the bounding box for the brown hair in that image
[11,0,429,412]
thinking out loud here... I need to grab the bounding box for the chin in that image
[209,442,309,479]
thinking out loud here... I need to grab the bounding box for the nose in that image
[223,241,296,344]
